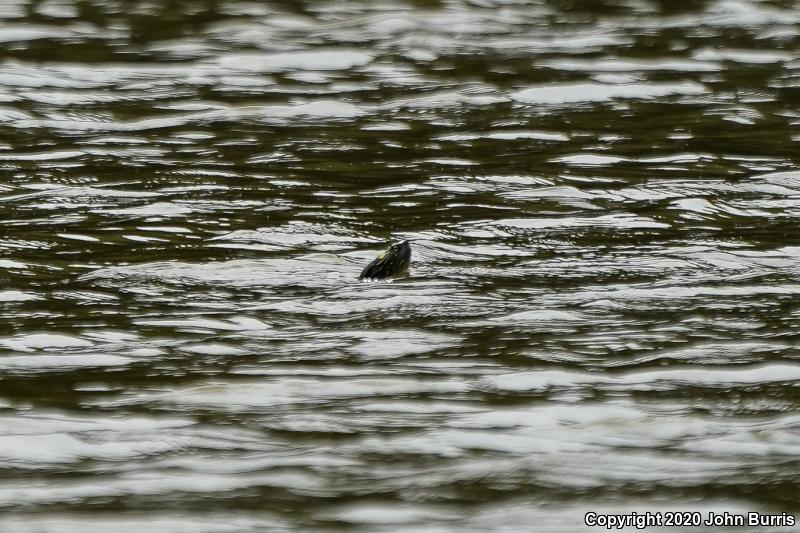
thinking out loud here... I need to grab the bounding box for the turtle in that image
[359,240,411,280]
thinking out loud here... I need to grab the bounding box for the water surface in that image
[2,0,800,531]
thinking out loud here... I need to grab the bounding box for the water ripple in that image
[2,0,800,528]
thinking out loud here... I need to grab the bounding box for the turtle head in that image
[359,240,412,279]
[390,240,411,264]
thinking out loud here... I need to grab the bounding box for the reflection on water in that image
[2,0,800,530]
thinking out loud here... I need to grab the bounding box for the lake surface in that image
[1,0,800,531]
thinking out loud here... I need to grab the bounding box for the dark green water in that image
[1,0,800,531]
